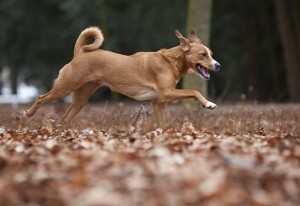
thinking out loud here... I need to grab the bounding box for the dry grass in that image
[2,102,299,134]
[0,102,299,206]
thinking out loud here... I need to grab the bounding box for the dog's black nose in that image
[214,62,221,71]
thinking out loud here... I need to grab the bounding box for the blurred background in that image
[0,0,299,105]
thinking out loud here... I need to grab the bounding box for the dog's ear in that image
[175,30,191,52]
[188,31,202,44]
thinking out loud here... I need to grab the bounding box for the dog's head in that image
[175,30,220,80]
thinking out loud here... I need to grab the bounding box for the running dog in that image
[23,27,221,127]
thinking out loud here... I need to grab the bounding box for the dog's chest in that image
[132,89,158,101]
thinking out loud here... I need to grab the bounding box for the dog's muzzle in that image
[214,62,221,71]
[195,62,221,80]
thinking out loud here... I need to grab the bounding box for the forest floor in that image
[0,102,299,206]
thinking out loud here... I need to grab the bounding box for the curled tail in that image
[74,27,104,56]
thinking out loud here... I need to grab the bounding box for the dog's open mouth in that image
[196,63,210,80]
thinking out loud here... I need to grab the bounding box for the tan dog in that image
[23,27,220,127]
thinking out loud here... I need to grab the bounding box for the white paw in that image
[21,110,28,117]
[203,101,217,109]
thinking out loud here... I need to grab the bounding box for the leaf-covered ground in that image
[0,103,299,206]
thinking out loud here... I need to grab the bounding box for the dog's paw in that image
[203,101,217,110]
[21,110,28,117]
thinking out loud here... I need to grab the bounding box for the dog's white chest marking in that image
[133,90,158,101]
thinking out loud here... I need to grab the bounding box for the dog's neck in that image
[159,46,188,79]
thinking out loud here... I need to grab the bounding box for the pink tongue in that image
[198,65,210,79]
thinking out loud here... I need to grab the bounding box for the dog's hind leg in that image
[152,99,167,129]
[62,81,101,123]
[24,86,75,118]
[24,65,86,118]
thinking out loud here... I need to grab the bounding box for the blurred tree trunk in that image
[274,0,300,101]
[10,68,18,95]
[183,0,213,106]
[291,0,300,50]
[259,0,280,100]
[238,1,264,100]
[99,0,109,47]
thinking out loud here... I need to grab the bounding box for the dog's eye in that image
[201,53,207,57]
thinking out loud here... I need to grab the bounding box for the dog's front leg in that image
[152,100,167,128]
[160,89,217,109]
